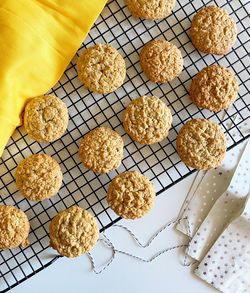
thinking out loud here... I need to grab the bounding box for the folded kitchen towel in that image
[0,0,107,156]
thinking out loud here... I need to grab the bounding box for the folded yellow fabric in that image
[0,0,107,157]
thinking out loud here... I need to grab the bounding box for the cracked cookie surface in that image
[124,96,172,144]
[190,65,238,112]
[107,171,155,219]
[190,5,237,55]
[140,39,183,83]
[0,205,30,249]
[24,95,68,143]
[126,0,176,20]
[79,127,124,173]
[16,154,63,201]
[77,43,126,94]
[50,206,99,258]
[176,119,227,170]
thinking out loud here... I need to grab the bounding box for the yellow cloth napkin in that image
[0,0,107,157]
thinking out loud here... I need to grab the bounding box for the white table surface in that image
[11,173,217,293]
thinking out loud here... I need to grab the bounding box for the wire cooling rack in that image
[0,0,249,291]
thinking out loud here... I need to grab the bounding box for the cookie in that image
[79,127,124,173]
[190,65,238,112]
[50,206,99,257]
[126,0,176,20]
[190,6,237,55]
[124,96,172,144]
[24,95,68,143]
[0,205,30,249]
[77,43,126,94]
[107,171,155,219]
[16,154,63,201]
[140,39,183,83]
[176,119,227,170]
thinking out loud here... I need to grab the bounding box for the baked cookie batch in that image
[0,1,239,257]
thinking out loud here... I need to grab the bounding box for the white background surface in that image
[11,173,218,293]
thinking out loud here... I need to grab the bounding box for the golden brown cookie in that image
[79,127,124,173]
[190,65,238,112]
[126,0,176,20]
[49,206,99,257]
[107,171,155,219]
[77,43,126,94]
[190,6,237,55]
[124,96,172,144]
[140,39,183,83]
[0,205,30,249]
[16,154,63,201]
[176,119,227,170]
[24,95,68,143]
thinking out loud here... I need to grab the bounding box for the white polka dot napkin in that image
[175,114,250,292]
[176,140,247,239]
[188,140,250,261]
[195,190,250,293]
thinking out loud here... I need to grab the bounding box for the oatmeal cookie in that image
[126,0,176,20]
[24,95,68,143]
[190,65,238,112]
[140,39,183,83]
[190,6,237,55]
[77,43,126,94]
[124,96,172,144]
[50,206,99,257]
[107,171,155,219]
[176,119,227,170]
[0,205,30,249]
[16,154,63,201]
[79,127,124,173]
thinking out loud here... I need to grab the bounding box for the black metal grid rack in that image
[0,0,249,291]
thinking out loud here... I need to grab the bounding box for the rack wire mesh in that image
[0,0,249,291]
